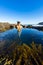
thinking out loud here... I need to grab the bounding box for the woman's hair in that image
[17,21,20,24]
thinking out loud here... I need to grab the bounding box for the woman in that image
[17,21,23,32]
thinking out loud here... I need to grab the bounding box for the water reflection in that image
[20,28,43,44]
[0,28,43,49]
[0,28,20,49]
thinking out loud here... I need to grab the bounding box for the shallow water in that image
[0,28,43,49]
[0,28,20,49]
[20,28,43,44]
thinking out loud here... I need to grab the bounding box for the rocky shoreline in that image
[0,22,43,32]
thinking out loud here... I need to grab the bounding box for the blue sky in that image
[0,0,43,24]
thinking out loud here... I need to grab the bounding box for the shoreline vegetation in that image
[0,22,43,32]
[0,42,43,65]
